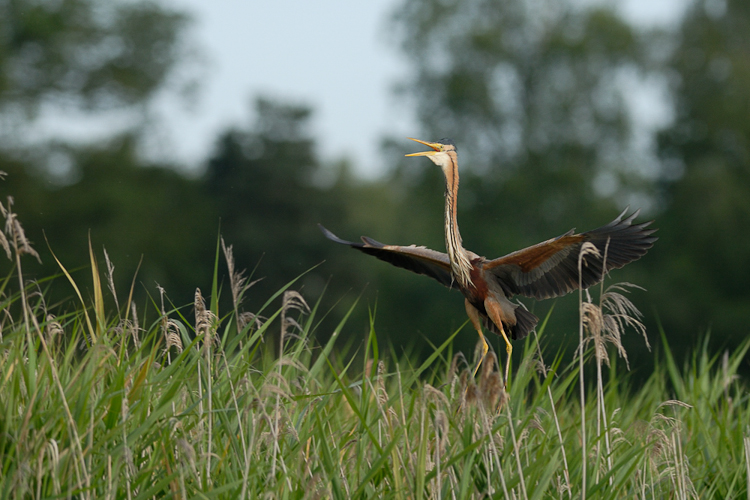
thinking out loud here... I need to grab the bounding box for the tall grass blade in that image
[88,235,105,339]
[45,235,96,344]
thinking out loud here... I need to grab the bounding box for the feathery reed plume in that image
[424,383,450,409]
[44,314,63,345]
[164,320,183,354]
[0,188,10,260]
[156,284,183,357]
[376,360,388,408]
[460,369,478,409]
[478,352,506,412]
[222,238,264,335]
[581,284,649,370]
[194,288,217,350]
[102,247,120,314]
[175,438,199,482]
[3,197,41,263]
[221,238,261,309]
[279,290,310,353]
[130,302,141,349]
[239,311,265,333]
[0,224,10,261]
[221,239,245,306]
[194,287,206,327]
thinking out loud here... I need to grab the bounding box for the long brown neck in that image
[442,157,473,288]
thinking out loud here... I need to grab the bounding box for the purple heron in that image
[320,137,657,383]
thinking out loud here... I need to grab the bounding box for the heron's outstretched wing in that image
[483,209,657,300]
[318,225,455,288]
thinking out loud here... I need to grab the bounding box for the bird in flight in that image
[319,137,657,384]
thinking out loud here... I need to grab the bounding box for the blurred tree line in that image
[1,0,748,369]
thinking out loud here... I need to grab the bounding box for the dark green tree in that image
[204,98,352,312]
[653,0,750,346]
[0,0,203,308]
[0,0,189,114]
[2,137,217,308]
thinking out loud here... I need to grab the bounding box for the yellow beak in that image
[405,137,441,156]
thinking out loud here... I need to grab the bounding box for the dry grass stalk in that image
[270,291,308,490]
[578,237,651,486]
[121,391,134,500]
[532,327,573,498]
[474,389,511,498]
[577,241,601,500]
[644,401,693,497]
[744,436,750,500]
[45,440,61,496]
[193,287,217,486]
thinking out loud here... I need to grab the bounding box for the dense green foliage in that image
[1,0,749,367]
[0,233,748,498]
[651,0,750,344]
[0,0,189,112]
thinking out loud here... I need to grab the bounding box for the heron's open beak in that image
[405,137,441,156]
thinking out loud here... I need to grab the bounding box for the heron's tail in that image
[509,307,538,341]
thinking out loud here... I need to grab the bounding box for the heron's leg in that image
[464,299,488,378]
[484,299,512,387]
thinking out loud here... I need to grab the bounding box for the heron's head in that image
[405,137,457,170]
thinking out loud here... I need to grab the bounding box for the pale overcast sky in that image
[30,0,688,178]
[151,0,687,177]
[151,0,415,178]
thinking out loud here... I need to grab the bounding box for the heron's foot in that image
[503,341,513,389]
[472,337,489,378]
